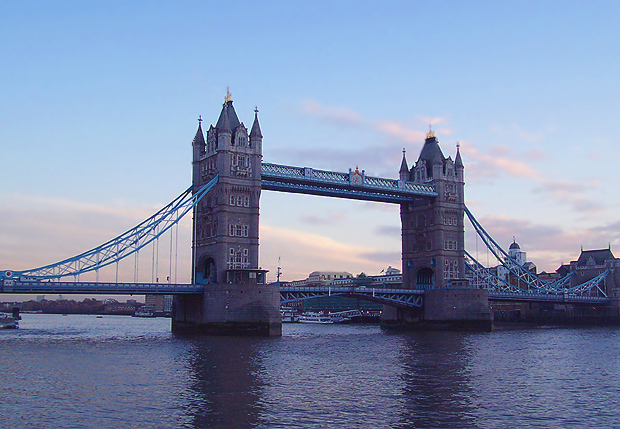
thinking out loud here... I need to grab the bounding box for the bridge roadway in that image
[0,280,203,295]
[1,280,609,306]
[261,162,438,203]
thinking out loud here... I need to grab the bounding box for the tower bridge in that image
[2,93,618,334]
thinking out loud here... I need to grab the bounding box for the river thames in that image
[1,314,619,428]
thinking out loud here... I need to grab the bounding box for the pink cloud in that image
[466,213,620,272]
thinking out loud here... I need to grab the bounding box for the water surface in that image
[1,314,619,428]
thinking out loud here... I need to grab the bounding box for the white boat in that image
[281,308,300,323]
[133,308,155,317]
[0,313,18,329]
[298,312,349,324]
[299,312,333,324]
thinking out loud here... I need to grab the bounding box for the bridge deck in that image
[1,280,203,295]
[261,162,437,203]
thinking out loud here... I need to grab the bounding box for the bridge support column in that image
[172,282,281,336]
[381,288,493,331]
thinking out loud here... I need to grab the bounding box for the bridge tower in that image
[172,91,281,336]
[386,129,492,330]
[400,128,465,290]
[191,91,263,285]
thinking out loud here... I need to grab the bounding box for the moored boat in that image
[133,308,155,317]
[281,307,300,323]
[298,311,350,324]
[0,313,18,329]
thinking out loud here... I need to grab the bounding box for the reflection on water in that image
[2,315,620,428]
[396,331,478,428]
[184,337,266,429]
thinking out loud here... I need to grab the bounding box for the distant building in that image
[145,294,173,316]
[495,240,537,287]
[566,247,620,299]
[306,271,353,286]
[383,266,401,275]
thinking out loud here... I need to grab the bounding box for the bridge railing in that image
[261,162,437,197]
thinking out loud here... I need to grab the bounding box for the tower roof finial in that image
[426,124,435,139]
[225,87,232,102]
[198,115,202,123]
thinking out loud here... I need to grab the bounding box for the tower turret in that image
[399,148,409,181]
[250,107,263,151]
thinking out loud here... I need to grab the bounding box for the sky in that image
[2,0,620,300]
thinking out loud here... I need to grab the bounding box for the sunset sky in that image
[2,1,619,298]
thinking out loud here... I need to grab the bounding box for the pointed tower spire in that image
[192,116,205,146]
[455,142,464,168]
[250,106,263,139]
[399,148,409,181]
[216,100,232,133]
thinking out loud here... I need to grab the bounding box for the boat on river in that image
[0,313,18,329]
[281,308,300,323]
[298,312,349,324]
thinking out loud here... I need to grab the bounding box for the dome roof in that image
[509,241,520,250]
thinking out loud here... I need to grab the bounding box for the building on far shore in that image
[566,247,620,299]
[144,294,173,316]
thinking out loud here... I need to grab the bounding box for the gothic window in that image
[229,195,235,205]
[242,225,249,237]
[236,195,243,206]
[229,224,235,236]
[417,214,426,228]
[244,196,250,207]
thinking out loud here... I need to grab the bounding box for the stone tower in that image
[400,129,465,290]
[191,91,264,285]
[173,92,281,336]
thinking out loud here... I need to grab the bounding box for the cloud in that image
[259,225,393,281]
[300,99,362,125]
[373,120,426,144]
[461,140,604,214]
[300,211,347,225]
[531,180,605,214]
[467,213,620,272]
[288,99,452,176]
[376,225,401,237]
[0,194,193,283]
[460,140,544,182]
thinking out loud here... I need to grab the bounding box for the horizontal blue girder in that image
[262,180,421,203]
[0,280,204,295]
[488,290,610,304]
[279,285,424,308]
[261,162,437,203]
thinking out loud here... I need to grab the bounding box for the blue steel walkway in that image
[0,279,203,295]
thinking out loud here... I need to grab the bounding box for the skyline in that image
[2,1,620,297]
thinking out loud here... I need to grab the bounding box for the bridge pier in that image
[172,283,281,336]
[381,288,493,331]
